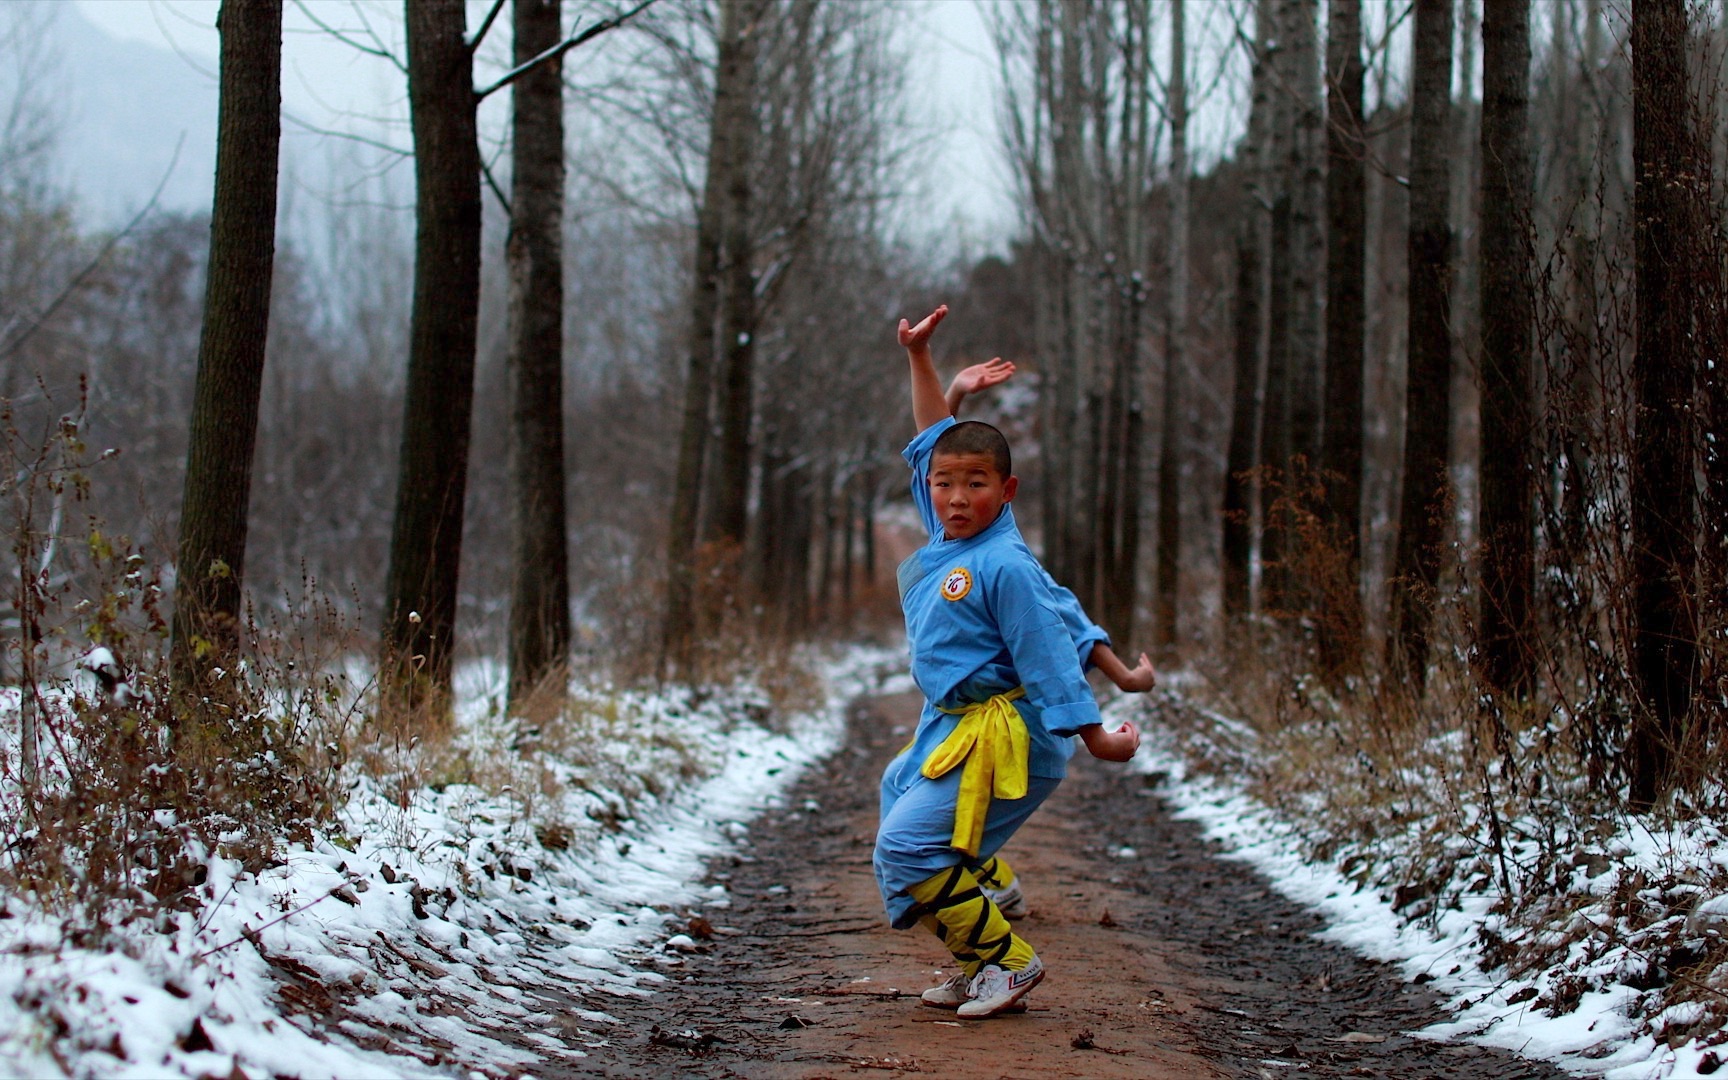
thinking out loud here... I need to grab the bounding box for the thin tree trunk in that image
[663,0,749,673]
[1285,0,1326,466]
[171,0,282,698]
[709,0,761,548]
[1223,232,1262,621]
[381,0,481,717]
[1477,0,1535,697]
[1318,0,1365,678]
[1628,0,1701,806]
[505,0,571,709]
[1390,0,1454,686]
[1155,0,1187,658]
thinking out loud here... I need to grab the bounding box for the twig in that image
[193,875,363,959]
[474,0,659,101]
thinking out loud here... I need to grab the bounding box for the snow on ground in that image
[0,644,904,1079]
[1112,683,1710,1080]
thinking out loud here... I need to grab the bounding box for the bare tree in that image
[1318,0,1365,676]
[1477,0,1535,697]
[1389,0,1454,685]
[1154,0,1186,657]
[1222,0,1275,624]
[708,0,765,549]
[662,0,757,671]
[1627,0,1703,806]
[170,0,282,697]
[505,0,571,709]
[380,0,484,716]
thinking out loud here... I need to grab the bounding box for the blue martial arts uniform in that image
[874,417,1106,928]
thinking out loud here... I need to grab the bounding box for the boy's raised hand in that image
[951,358,1017,397]
[898,304,949,350]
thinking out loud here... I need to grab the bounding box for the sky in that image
[73,0,1023,245]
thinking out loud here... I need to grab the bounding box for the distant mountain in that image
[55,2,219,225]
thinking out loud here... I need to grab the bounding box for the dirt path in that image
[517,692,1566,1079]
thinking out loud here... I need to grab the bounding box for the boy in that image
[940,356,1156,921]
[873,304,1140,1020]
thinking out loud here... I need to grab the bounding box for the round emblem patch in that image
[940,567,973,602]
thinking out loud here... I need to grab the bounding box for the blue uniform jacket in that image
[895,417,1104,780]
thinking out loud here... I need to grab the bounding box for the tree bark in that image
[381,0,481,716]
[171,0,282,698]
[1628,0,1701,807]
[1477,0,1535,697]
[504,0,570,710]
[708,0,761,548]
[663,0,749,672]
[1223,231,1262,622]
[1154,0,1186,658]
[1389,0,1454,686]
[1284,0,1325,466]
[1318,0,1365,677]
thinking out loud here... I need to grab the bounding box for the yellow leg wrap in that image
[968,855,1017,892]
[906,866,1036,974]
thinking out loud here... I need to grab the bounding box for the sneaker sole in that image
[957,968,1044,1020]
[920,998,1027,1013]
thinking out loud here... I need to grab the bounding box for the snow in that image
[1119,689,1716,1080]
[0,644,904,1079]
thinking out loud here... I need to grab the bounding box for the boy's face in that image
[929,452,1017,541]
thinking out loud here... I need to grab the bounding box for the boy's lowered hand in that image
[1079,719,1140,762]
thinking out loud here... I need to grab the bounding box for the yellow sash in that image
[921,688,1029,857]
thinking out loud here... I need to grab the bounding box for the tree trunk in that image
[1318,0,1365,678]
[708,0,761,548]
[1477,0,1535,697]
[1628,0,1701,806]
[1154,0,1186,658]
[1224,0,1274,623]
[1389,0,1454,686]
[170,0,282,699]
[504,0,571,710]
[1260,191,1293,607]
[381,0,481,717]
[663,0,749,673]
[1222,232,1262,621]
[1284,0,1326,466]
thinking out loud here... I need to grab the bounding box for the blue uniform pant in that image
[873,749,1061,929]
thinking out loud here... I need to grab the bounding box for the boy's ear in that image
[1003,475,1019,502]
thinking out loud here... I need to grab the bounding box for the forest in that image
[3,0,1728,1073]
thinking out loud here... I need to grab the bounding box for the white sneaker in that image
[983,880,1028,920]
[920,971,972,1009]
[957,954,1045,1019]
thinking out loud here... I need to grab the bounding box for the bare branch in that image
[468,0,508,52]
[282,111,411,158]
[290,0,406,74]
[0,139,177,361]
[475,0,659,101]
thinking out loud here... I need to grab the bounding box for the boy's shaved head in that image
[932,421,1012,479]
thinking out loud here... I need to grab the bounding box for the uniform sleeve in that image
[901,416,957,542]
[987,561,1103,738]
[1042,569,1111,671]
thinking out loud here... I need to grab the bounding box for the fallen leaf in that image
[1098,909,1118,928]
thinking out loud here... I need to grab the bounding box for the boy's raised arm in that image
[898,305,954,432]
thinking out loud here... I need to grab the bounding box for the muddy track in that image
[517,692,1565,1079]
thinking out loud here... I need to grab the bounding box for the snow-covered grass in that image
[0,643,904,1078]
[1119,670,1728,1079]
